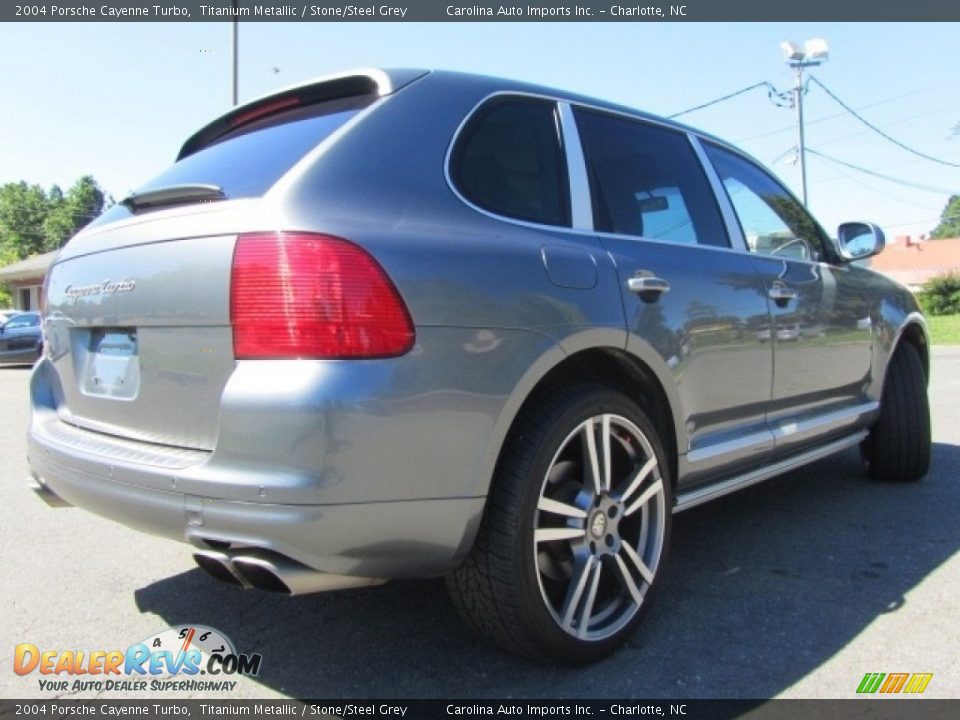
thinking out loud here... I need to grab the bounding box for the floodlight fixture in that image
[804,38,829,62]
[780,41,805,62]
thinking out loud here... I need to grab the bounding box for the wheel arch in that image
[890,315,930,386]
[492,346,680,492]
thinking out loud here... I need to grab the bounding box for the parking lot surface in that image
[2,348,958,699]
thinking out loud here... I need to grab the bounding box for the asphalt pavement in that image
[1,348,958,700]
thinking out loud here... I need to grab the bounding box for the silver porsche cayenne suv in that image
[29,69,930,662]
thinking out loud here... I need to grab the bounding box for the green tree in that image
[0,176,106,260]
[0,182,50,258]
[44,176,106,249]
[930,195,960,239]
[0,245,16,307]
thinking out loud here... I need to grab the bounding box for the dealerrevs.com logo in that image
[14,625,262,693]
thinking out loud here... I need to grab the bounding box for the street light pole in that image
[231,0,238,106]
[793,64,808,206]
[780,38,829,208]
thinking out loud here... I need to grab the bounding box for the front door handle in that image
[627,276,671,301]
[767,281,796,307]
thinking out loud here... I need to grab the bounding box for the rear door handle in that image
[767,282,796,306]
[627,276,671,298]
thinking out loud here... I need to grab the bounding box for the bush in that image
[918,272,960,316]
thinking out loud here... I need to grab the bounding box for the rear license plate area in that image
[81,328,140,399]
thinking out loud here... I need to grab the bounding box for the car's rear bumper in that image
[28,435,484,578]
[26,325,560,578]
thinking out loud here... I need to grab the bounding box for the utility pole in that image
[780,39,829,207]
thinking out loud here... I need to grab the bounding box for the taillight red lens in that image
[230,232,415,359]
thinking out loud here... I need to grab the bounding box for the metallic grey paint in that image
[28,68,928,585]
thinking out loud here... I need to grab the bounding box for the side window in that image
[452,97,569,226]
[573,108,729,247]
[704,143,830,262]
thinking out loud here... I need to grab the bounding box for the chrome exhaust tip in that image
[192,550,249,588]
[193,548,385,596]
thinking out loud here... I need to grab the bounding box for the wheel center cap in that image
[590,513,607,538]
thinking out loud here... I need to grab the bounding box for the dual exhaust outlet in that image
[193,548,385,596]
[30,473,385,597]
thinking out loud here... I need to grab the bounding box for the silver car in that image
[28,69,930,663]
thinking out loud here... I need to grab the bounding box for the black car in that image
[0,311,43,364]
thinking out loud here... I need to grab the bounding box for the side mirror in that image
[837,222,885,262]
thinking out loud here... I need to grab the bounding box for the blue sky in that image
[2,21,958,238]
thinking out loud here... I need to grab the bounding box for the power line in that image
[807,76,960,168]
[847,148,960,175]
[734,82,948,143]
[668,82,788,119]
[808,156,943,213]
[806,148,958,194]
[809,105,948,152]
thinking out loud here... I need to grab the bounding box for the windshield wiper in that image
[121,184,226,211]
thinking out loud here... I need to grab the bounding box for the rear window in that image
[451,97,569,227]
[93,98,368,226]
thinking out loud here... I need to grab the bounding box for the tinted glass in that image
[574,109,729,247]
[704,143,830,261]
[94,102,364,227]
[453,98,569,226]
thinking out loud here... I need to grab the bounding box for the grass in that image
[927,314,960,345]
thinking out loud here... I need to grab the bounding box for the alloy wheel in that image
[533,413,667,642]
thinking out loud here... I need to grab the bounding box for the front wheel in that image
[447,386,672,663]
[861,343,930,482]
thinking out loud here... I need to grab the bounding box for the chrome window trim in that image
[557,102,593,231]
[688,134,748,253]
[587,228,761,257]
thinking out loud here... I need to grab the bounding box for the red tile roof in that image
[868,236,960,288]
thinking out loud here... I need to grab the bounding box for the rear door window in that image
[573,108,730,248]
[451,97,570,227]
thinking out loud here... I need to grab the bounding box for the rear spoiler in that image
[177,68,429,161]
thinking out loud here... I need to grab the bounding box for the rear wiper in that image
[121,184,226,211]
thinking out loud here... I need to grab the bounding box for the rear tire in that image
[861,343,930,482]
[447,386,672,663]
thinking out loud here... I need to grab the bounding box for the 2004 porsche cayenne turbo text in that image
[28,69,930,662]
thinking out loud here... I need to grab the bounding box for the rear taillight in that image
[230,232,415,359]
